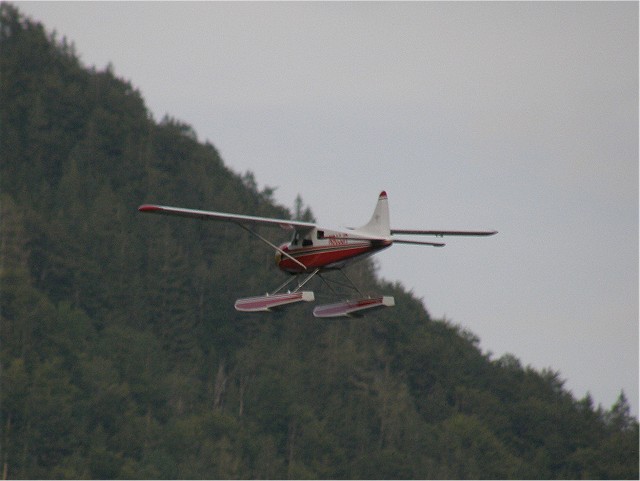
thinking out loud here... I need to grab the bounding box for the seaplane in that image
[138,191,496,318]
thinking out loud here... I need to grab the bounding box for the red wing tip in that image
[379,191,387,199]
[138,204,160,212]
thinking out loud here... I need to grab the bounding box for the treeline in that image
[1,4,638,479]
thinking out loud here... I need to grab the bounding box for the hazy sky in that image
[17,1,638,416]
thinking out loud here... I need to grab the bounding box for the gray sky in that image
[17,1,638,416]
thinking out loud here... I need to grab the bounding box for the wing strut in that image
[236,223,308,271]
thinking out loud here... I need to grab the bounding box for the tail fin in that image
[356,191,391,237]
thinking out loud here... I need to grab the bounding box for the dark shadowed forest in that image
[1,5,638,479]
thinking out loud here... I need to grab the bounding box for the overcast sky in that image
[17,1,638,416]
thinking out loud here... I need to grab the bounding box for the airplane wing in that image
[138,204,316,233]
[391,229,497,238]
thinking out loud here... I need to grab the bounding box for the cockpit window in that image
[317,230,325,240]
[293,231,314,246]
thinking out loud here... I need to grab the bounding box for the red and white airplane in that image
[139,191,496,317]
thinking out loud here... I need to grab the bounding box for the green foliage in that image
[1,4,638,478]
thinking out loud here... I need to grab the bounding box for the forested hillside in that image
[1,5,638,479]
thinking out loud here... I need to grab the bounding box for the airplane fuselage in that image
[276,227,392,273]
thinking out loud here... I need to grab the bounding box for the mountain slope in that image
[1,5,638,479]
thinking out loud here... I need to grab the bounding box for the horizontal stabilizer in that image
[235,291,314,312]
[392,238,445,247]
[313,296,395,318]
